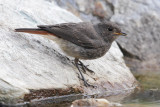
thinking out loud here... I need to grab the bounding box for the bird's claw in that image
[77,73,95,88]
[78,61,95,74]
[83,81,96,88]
[84,67,95,74]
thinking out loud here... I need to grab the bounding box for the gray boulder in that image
[0,0,136,104]
[110,0,160,72]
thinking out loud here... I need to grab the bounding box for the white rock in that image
[0,0,136,103]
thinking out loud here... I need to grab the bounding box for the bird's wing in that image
[38,22,105,49]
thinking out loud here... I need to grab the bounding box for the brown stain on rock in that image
[24,87,83,101]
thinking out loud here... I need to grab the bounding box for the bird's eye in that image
[108,27,113,31]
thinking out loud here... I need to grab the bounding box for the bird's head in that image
[95,22,127,43]
[106,23,127,37]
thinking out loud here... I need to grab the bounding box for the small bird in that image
[15,22,126,87]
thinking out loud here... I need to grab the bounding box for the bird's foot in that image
[84,80,95,88]
[74,58,96,88]
[78,60,95,74]
[77,76,95,88]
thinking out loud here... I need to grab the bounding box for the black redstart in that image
[15,22,126,87]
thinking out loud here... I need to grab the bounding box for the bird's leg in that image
[74,58,94,87]
[78,60,95,74]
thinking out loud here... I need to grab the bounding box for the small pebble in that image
[71,98,122,107]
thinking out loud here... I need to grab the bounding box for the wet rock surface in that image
[0,0,136,104]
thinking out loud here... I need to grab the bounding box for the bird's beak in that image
[114,32,127,36]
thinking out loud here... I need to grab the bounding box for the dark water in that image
[122,72,160,107]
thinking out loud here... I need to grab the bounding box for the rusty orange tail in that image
[15,28,52,35]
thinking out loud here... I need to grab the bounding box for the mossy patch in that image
[134,72,160,90]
